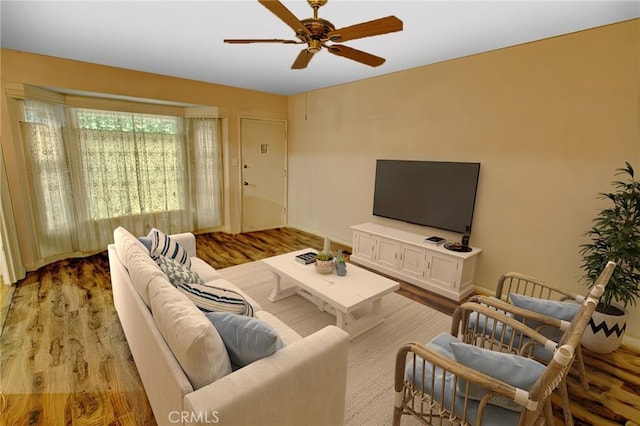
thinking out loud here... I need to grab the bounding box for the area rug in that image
[218,261,452,425]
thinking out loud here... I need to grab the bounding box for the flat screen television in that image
[372,160,481,233]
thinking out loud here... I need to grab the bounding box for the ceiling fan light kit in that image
[224,0,403,69]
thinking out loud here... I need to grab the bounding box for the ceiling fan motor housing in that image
[301,18,334,38]
[225,0,403,69]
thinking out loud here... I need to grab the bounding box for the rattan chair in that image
[461,296,585,426]
[393,261,615,426]
[487,271,597,390]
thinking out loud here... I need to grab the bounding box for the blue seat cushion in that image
[404,333,524,426]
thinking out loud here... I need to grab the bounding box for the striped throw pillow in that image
[177,282,254,317]
[149,228,191,268]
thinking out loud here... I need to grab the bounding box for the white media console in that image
[350,223,481,302]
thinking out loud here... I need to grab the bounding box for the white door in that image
[240,118,287,232]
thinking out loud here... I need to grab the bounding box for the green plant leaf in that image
[580,162,640,311]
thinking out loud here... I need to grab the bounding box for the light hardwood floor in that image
[1,228,638,425]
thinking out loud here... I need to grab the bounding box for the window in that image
[21,99,223,260]
[73,109,185,220]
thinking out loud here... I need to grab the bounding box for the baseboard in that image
[286,224,352,249]
[622,335,640,351]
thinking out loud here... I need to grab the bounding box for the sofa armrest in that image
[170,232,197,258]
[183,325,349,426]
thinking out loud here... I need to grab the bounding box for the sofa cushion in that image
[155,255,204,287]
[450,341,546,412]
[149,279,232,390]
[206,312,285,369]
[190,257,221,283]
[149,228,191,268]
[114,226,167,307]
[177,282,254,316]
[114,226,149,263]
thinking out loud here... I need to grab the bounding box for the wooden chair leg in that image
[575,345,589,389]
[392,406,402,426]
[543,398,555,425]
[558,379,574,426]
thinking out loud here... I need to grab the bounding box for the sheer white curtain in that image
[188,117,223,230]
[20,100,224,264]
[21,100,77,259]
[67,108,192,249]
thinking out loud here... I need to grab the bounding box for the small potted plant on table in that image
[315,250,335,274]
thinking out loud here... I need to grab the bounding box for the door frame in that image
[239,116,288,233]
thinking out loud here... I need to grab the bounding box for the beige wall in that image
[2,20,639,344]
[287,20,640,344]
[1,49,288,267]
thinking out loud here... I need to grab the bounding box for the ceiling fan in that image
[224,0,403,69]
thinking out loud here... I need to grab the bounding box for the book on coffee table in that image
[295,252,317,265]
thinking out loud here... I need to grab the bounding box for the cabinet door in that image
[375,237,398,269]
[426,253,461,290]
[398,244,427,280]
[353,231,376,262]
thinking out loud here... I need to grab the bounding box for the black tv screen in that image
[372,160,480,233]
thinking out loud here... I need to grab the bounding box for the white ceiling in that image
[1,1,638,96]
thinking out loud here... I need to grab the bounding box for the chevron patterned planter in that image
[581,308,628,354]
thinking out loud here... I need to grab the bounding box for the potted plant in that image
[579,162,640,353]
[315,250,335,274]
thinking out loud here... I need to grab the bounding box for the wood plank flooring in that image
[1,228,638,425]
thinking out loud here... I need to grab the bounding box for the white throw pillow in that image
[149,280,231,389]
[148,228,191,268]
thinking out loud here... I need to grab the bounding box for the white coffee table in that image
[261,248,400,339]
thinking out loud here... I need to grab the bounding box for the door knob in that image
[243,164,248,168]
[244,181,249,186]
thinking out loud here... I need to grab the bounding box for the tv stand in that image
[350,223,481,302]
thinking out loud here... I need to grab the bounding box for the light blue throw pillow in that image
[206,312,284,369]
[508,293,580,322]
[509,293,580,344]
[450,341,546,412]
[138,235,152,250]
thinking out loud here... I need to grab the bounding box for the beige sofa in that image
[108,227,349,426]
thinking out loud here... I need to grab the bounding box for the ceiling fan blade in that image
[258,0,311,38]
[327,16,403,42]
[291,48,315,69]
[327,44,385,67]
[224,38,300,44]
